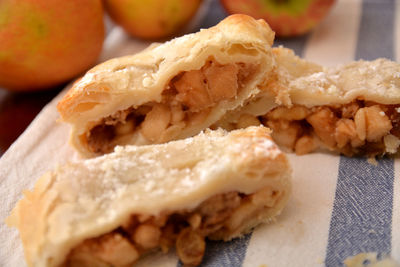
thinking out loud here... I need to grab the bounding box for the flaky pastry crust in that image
[57,14,276,157]
[7,126,291,267]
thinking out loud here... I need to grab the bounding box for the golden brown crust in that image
[7,126,291,267]
[57,14,276,157]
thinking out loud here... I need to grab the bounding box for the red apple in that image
[104,0,203,40]
[220,0,336,37]
[0,0,105,91]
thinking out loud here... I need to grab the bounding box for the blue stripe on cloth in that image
[177,233,252,267]
[355,0,395,61]
[325,157,394,267]
[325,1,396,265]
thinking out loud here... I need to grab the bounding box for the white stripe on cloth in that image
[243,154,340,267]
[243,1,360,265]
[392,160,400,263]
[396,0,400,62]
[135,250,178,267]
[303,0,362,65]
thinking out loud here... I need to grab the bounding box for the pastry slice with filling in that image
[213,47,322,131]
[7,126,291,267]
[57,14,276,157]
[215,47,400,156]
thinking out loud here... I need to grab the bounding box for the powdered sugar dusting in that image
[309,72,328,83]
[229,134,280,159]
[290,58,400,103]
[48,126,286,237]
[76,72,97,88]
[253,137,280,158]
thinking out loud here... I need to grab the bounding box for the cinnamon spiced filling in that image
[64,187,281,267]
[228,100,400,156]
[83,60,257,154]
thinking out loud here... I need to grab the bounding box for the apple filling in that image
[83,60,257,154]
[64,187,282,267]
[228,100,400,156]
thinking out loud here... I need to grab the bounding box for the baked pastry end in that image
[7,126,291,267]
[57,14,276,157]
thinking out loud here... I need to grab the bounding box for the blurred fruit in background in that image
[220,0,336,37]
[104,0,203,40]
[0,0,105,91]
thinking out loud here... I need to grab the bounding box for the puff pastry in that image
[215,47,400,156]
[57,14,276,157]
[7,126,291,267]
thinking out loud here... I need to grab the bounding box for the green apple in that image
[104,0,203,40]
[220,0,336,37]
[0,0,104,91]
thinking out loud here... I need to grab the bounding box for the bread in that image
[57,14,276,157]
[6,126,292,267]
[214,47,400,156]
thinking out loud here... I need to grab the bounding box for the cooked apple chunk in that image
[258,101,400,156]
[84,60,255,154]
[65,189,284,267]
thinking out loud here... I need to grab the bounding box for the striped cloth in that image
[1,0,400,266]
[195,0,400,266]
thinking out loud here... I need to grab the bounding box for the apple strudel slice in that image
[7,126,291,267]
[57,14,276,157]
[216,47,400,156]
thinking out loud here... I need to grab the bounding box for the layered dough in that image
[57,14,276,157]
[215,47,400,156]
[7,126,292,267]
